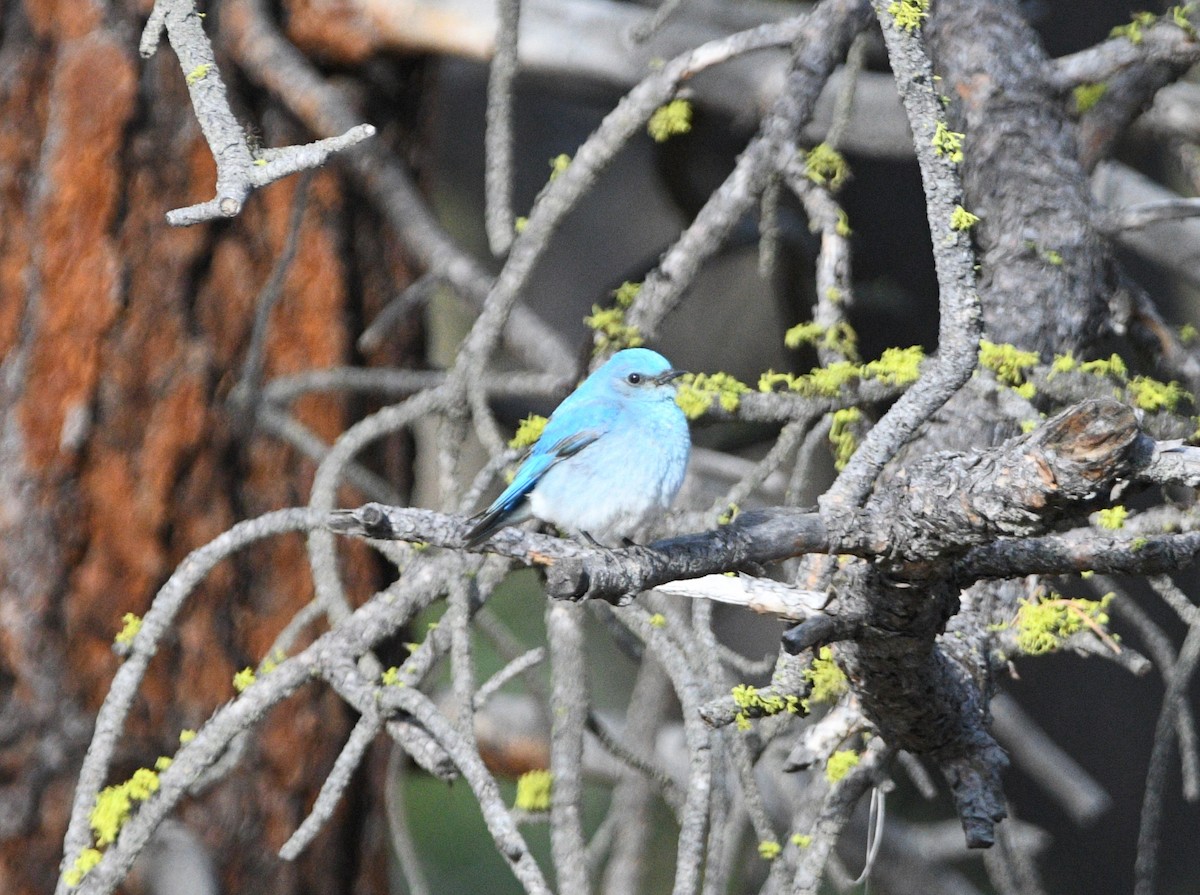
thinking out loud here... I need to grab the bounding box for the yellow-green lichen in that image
[381,666,406,687]
[887,0,929,31]
[63,848,103,887]
[259,649,285,675]
[791,833,813,848]
[185,63,211,85]
[1127,376,1187,412]
[785,321,859,359]
[514,769,553,811]
[835,208,852,237]
[648,612,667,628]
[232,667,256,693]
[1180,323,1198,344]
[89,766,161,848]
[978,340,1038,387]
[509,414,548,450]
[758,346,924,397]
[675,372,750,419]
[825,749,860,783]
[950,205,980,231]
[114,612,142,648]
[865,346,925,385]
[1013,592,1113,656]
[829,407,862,471]
[90,785,131,847]
[583,281,646,352]
[1012,381,1037,400]
[1079,353,1128,380]
[758,840,782,860]
[731,683,802,731]
[548,153,571,179]
[932,121,964,163]
[1050,351,1078,376]
[784,321,823,348]
[584,306,643,352]
[1171,4,1197,34]
[647,99,692,142]
[1097,505,1128,530]
[801,646,848,712]
[126,767,160,801]
[1073,82,1108,113]
[613,281,641,309]
[805,143,850,191]
[1110,11,1158,43]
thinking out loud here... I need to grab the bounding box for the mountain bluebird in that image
[466,348,691,546]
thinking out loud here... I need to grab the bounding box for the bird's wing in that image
[464,400,613,546]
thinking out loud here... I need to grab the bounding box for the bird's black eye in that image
[627,372,643,385]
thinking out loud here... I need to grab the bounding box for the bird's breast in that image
[528,403,689,540]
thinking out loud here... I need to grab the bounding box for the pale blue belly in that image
[529,410,689,540]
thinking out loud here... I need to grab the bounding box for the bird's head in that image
[595,348,687,401]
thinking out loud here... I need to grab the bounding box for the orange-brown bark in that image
[0,5,414,893]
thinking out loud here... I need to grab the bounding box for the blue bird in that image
[466,348,691,547]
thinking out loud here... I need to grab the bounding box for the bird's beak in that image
[655,369,687,385]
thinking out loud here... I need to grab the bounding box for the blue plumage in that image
[466,348,691,546]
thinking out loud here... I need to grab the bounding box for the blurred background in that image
[2,0,1199,893]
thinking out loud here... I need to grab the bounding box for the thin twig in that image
[384,745,433,895]
[990,693,1112,825]
[485,0,521,255]
[601,656,677,895]
[232,169,314,427]
[616,605,714,895]
[1134,609,1200,895]
[1110,587,1200,801]
[790,740,893,895]
[475,647,547,711]
[58,508,331,892]
[280,712,382,860]
[546,601,591,895]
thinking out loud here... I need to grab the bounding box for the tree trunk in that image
[0,4,415,893]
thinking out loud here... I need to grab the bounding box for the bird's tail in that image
[464,501,531,548]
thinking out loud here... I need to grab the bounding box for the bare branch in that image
[990,693,1112,826]
[1134,601,1200,895]
[484,0,521,255]
[626,0,873,339]
[223,0,575,375]
[141,0,372,225]
[279,713,382,860]
[1100,197,1200,232]
[546,603,591,895]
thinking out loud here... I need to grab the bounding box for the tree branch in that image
[140,0,373,225]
